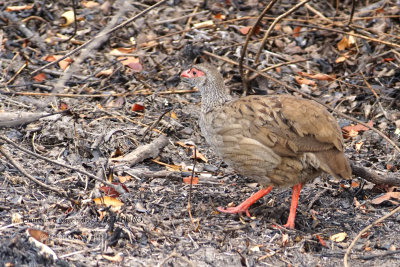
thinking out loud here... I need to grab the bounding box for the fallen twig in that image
[111,135,169,166]
[0,144,67,196]
[0,135,125,194]
[0,111,66,128]
[351,162,400,186]
[344,205,400,267]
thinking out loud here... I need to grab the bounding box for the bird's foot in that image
[282,222,295,229]
[217,205,251,217]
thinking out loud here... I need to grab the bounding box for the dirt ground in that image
[1,0,400,266]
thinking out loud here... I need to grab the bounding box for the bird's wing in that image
[223,95,344,156]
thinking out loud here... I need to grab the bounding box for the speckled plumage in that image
[182,63,351,188]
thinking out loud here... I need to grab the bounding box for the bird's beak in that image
[180,69,191,78]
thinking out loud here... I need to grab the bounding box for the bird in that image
[180,63,352,229]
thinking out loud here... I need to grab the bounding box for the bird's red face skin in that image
[180,68,205,78]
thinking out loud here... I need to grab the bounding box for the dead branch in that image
[0,144,67,196]
[351,162,400,186]
[111,135,169,166]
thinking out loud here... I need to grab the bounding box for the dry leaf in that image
[118,56,139,66]
[58,102,69,111]
[117,56,143,72]
[213,13,226,20]
[330,232,347,242]
[292,26,301,37]
[33,73,46,82]
[335,56,348,63]
[281,233,289,246]
[43,55,73,70]
[81,1,100,8]
[168,111,178,119]
[60,10,75,27]
[99,186,119,197]
[95,68,113,77]
[6,5,33,11]
[342,121,373,138]
[93,196,123,207]
[131,103,145,111]
[297,72,335,81]
[371,192,400,205]
[27,229,57,260]
[118,175,131,183]
[239,26,260,35]
[337,36,350,51]
[27,229,49,244]
[183,176,198,185]
[355,141,363,151]
[110,47,136,55]
[127,62,143,72]
[102,253,124,262]
[295,76,316,86]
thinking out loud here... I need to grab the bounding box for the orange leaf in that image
[81,1,100,8]
[297,72,335,81]
[337,36,350,51]
[32,73,46,82]
[335,56,347,63]
[58,102,69,111]
[342,121,373,136]
[43,55,72,70]
[93,196,123,207]
[27,228,49,244]
[239,26,260,35]
[131,103,145,111]
[169,111,178,119]
[58,58,72,70]
[351,181,359,188]
[99,186,119,197]
[382,58,395,62]
[118,175,131,183]
[213,13,225,20]
[371,192,400,205]
[292,26,301,38]
[294,76,316,86]
[118,56,139,66]
[6,5,33,11]
[183,176,198,185]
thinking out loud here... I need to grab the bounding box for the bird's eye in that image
[192,70,197,75]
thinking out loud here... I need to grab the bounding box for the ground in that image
[0,0,400,266]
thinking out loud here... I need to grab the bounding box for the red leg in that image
[283,183,302,229]
[217,186,273,217]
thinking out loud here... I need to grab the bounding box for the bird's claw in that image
[217,206,251,217]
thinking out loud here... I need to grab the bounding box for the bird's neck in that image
[199,84,231,113]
